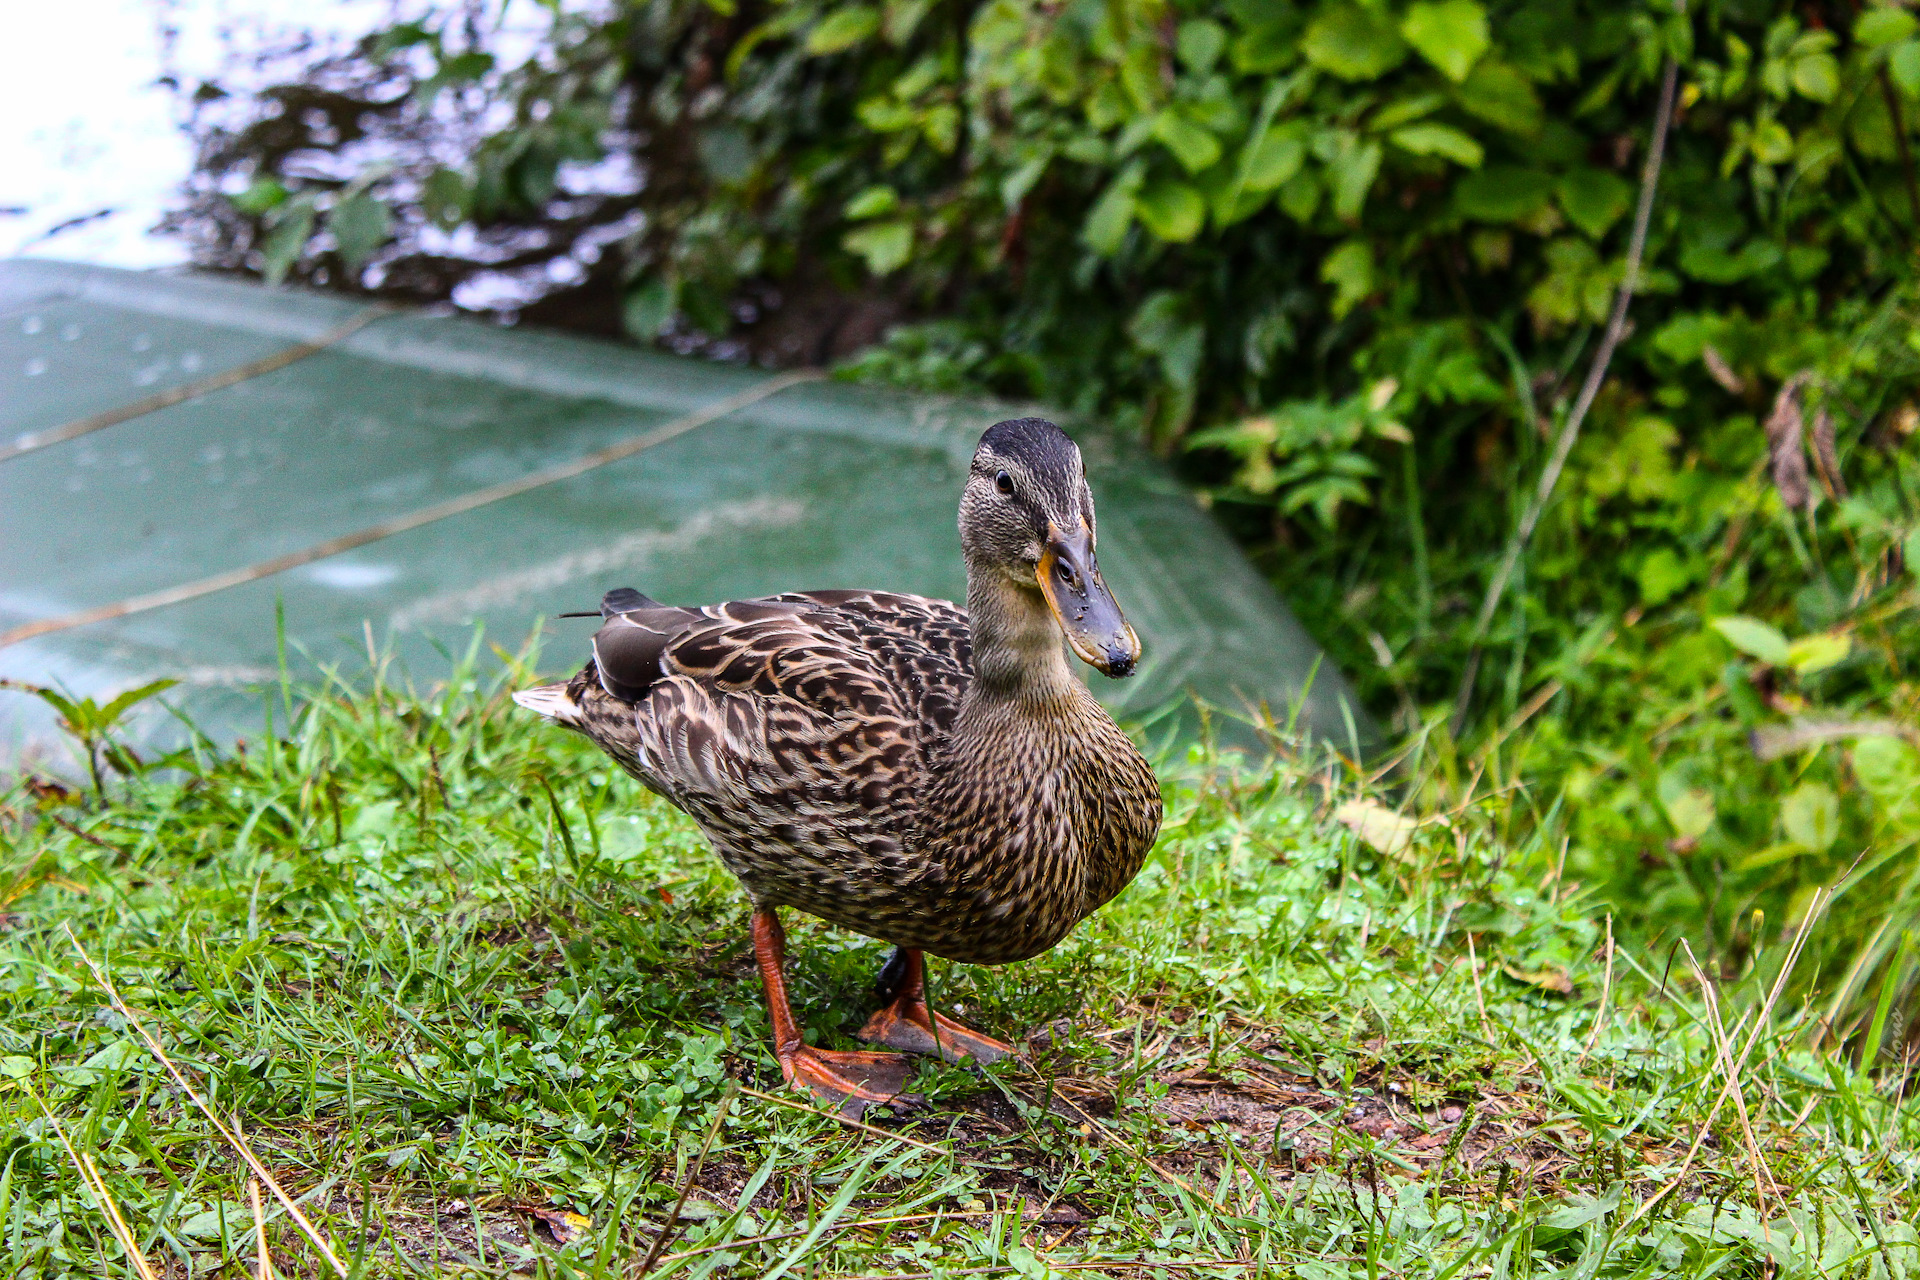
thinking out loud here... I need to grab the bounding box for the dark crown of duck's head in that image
[959,418,1140,678]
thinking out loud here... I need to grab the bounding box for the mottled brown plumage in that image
[514,417,1162,1109]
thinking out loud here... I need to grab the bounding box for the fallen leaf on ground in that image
[1334,799,1430,858]
[1500,963,1573,995]
[520,1206,591,1246]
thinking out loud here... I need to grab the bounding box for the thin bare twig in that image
[1626,888,1827,1226]
[637,1083,738,1275]
[650,1208,1072,1270]
[1466,933,1493,1042]
[1452,39,1684,735]
[1579,915,1616,1062]
[1683,942,1778,1220]
[737,1085,953,1155]
[250,1179,277,1280]
[34,1095,162,1280]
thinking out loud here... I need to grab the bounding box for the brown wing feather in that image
[580,592,971,928]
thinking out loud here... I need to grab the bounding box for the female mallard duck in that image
[513,417,1161,1110]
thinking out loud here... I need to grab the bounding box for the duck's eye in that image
[995,470,1015,496]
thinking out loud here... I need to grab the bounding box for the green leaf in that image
[327,193,391,271]
[1278,169,1321,222]
[1370,93,1447,132]
[1453,165,1552,221]
[1711,616,1792,666]
[1891,41,1920,96]
[1750,118,1795,164]
[1400,0,1489,83]
[1320,238,1375,318]
[1127,292,1204,390]
[1543,1187,1622,1230]
[622,277,678,340]
[1853,736,1920,805]
[1636,547,1690,605]
[1664,787,1716,840]
[1678,237,1782,283]
[1858,8,1919,48]
[179,1207,246,1241]
[231,176,288,216]
[1152,109,1223,174]
[99,678,178,726]
[1327,137,1383,220]
[260,199,316,286]
[1135,179,1207,241]
[1082,165,1143,255]
[1232,18,1302,73]
[806,7,881,54]
[843,219,914,273]
[1786,632,1850,675]
[1302,4,1407,81]
[1176,20,1227,74]
[1780,783,1840,852]
[1454,59,1542,136]
[844,185,899,219]
[1387,123,1483,167]
[1238,120,1308,192]
[1791,51,1840,102]
[1555,168,1633,239]
[422,167,470,229]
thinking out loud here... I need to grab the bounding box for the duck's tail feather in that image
[511,682,585,728]
[556,587,664,620]
[601,587,661,615]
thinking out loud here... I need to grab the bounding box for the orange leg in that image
[753,908,919,1115]
[858,948,1015,1064]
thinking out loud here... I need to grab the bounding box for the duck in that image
[512,417,1162,1111]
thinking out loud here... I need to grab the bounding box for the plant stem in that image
[1403,446,1432,635]
[1880,68,1920,239]
[1451,46,1682,737]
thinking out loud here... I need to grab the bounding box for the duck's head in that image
[960,418,1141,679]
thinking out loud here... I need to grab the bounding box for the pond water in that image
[2,0,409,267]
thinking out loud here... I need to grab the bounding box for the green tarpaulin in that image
[0,259,1365,766]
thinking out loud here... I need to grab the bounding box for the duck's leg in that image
[858,948,1016,1064]
[752,908,920,1115]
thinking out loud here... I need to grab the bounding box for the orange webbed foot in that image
[780,1044,924,1117]
[857,947,1017,1064]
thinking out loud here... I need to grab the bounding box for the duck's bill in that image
[1039,524,1141,678]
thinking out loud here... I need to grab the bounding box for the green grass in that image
[1,648,1916,1279]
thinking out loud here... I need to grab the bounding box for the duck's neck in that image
[964,561,1081,709]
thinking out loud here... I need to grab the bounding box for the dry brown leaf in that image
[1701,344,1745,394]
[521,1206,591,1246]
[1333,799,1433,859]
[1500,963,1574,996]
[1810,404,1847,500]
[1764,372,1813,511]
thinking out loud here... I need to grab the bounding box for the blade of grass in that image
[250,1179,276,1280]
[736,1086,952,1156]
[1626,887,1827,1225]
[62,924,351,1279]
[32,1093,162,1280]
[636,1083,737,1275]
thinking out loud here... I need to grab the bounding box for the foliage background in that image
[174,0,1920,1045]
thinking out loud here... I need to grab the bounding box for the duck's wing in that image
[765,590,971,737]
[590,592,971,907]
